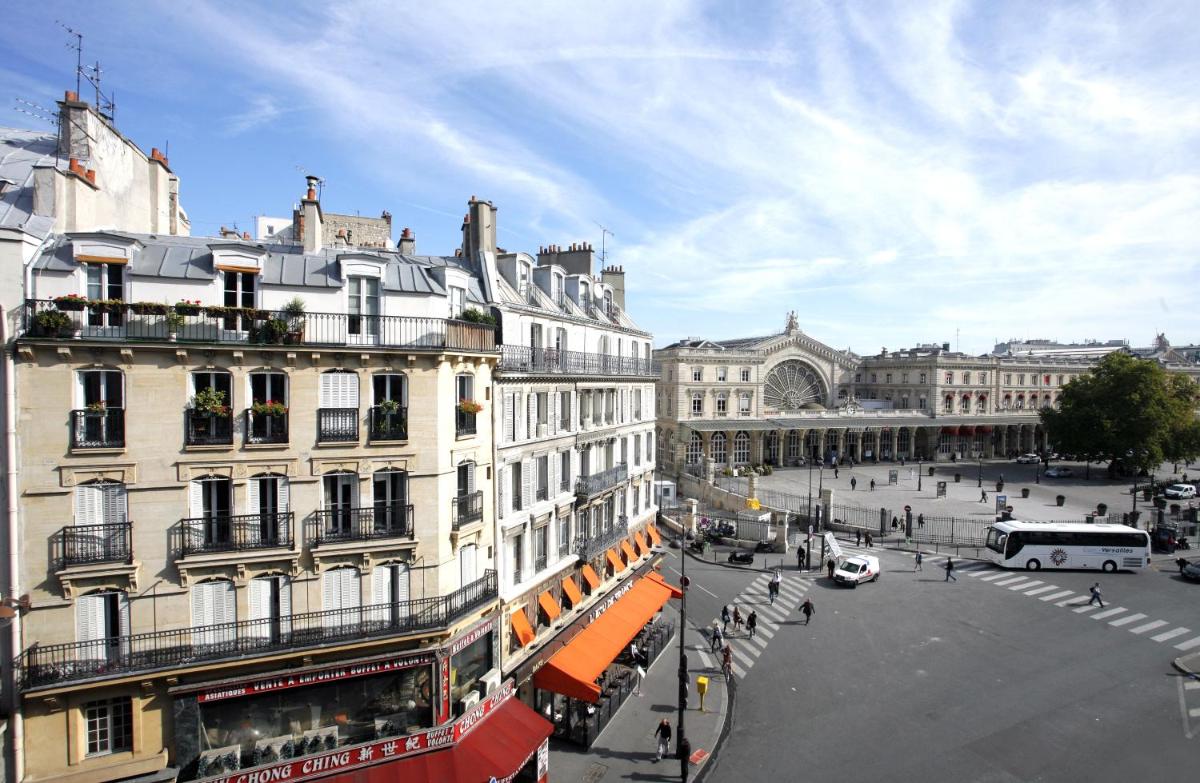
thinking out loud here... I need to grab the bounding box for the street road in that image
[675,541,1198,783]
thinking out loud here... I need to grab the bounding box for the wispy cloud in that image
[221,96,282,136]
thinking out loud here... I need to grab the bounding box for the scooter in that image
[754,540,776,553]
[727,549,755,565]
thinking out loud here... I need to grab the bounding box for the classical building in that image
[652,313,1179,472]
[8,179,573,783]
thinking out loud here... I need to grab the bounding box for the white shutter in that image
[101,484,126,524]
[193,581,219,646]
[277,476,290,512]
[247,477,261,516]
[547,454,556,498]
[76,594,105,662]
[278,575,292,635]
[342,567,361,609]
[466,463,476,494]
[247,577,268,639]
[189,480,204,518]
[343,373,359,409]
[503,394,514,443]
[521,459,532,509]
[527,394,537,438]
[371,564,393,623]
[460,544,477,587]
[394,564,410,604]
[322,568,339,613]
[320,373,336,408]
[75,485,101,526]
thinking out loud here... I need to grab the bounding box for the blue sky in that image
[3,1,1198,354]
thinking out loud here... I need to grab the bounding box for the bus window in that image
[1006,531,1025,557]
[985,529,1006,554]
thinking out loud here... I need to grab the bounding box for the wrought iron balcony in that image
[575,525,629,560]
[70,408,124,449]
[317,408,359,443]
[22,299,497,353]
[369,405,408,441]
[452,491,483,529]
[54,522,132,570]
[185,410,233,446]
[245,409,288,444]
[178,512,293,557]
[575,463,629,499]
[456,409,477,437]
[309,505,413,546]
[498,345,656,377]
[15,570,497,691]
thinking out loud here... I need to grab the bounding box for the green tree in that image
[1039,352,1200,475]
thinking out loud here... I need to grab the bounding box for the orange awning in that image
[533,575,680,702]
[561,576,584,607]
[537,591,561,623]
[645,570,685,599]
[605,548,625,574]
[510,608,535,647]
[581,564,601,591]
[635,531,650,554]
[647,525,663,546]
[620,540,638,563]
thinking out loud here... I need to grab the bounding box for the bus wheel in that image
[1025,559,1041,571]
[1102,560,1117,573]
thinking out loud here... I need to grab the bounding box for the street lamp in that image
[676,520,690,783]
[918,458,923,492]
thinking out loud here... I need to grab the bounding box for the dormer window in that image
[448,286,466,319]
[222,270,256,331]
[517,262,531,297]
[85,263,124,329]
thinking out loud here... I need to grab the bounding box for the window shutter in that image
[322,569,339,613]
[548,392,557,435]
[513,393,523,440]
[372,564,392,607]
[498,466,507,516]
[99,483,126,524]
[75,484,101,526]
[521,459,532,509]
[76,594,103,645]
[278,575,292,635]
[341,567,361,609]
[466,463,476,494]
[547,454,556,497]
[527,394,537,436]
[247,477,260,516]
[249,577,266,621]
[189,481,204,518]
[277,477,290,511]
[503,394,514,443]
[460,544,477,587]
[394,564,410,604]
[319,373,336,408]
[344,373,359,409]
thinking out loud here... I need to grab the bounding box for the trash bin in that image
[1056,495,1065,507]
[954,473,961,483]
[1021,488,1030,498]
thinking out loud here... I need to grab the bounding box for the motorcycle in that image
[754,540,776,553]
[688,537,709,555]
[727,549,755,565]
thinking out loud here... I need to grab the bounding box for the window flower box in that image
[129,302,169,315]
[53,294,88,311]
[34,309,75,337]
[252,399,288,417]
[457,399,483,415]
[174,300,202,316]
[191,388,231,417]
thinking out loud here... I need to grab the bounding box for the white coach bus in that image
[984,520,1151,572]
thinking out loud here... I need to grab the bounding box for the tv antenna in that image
[594,222,614,265]
[58,21,116,122]
[294,165,325,200]
[11,97,58,128]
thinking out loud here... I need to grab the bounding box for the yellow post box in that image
[696,675,709,712]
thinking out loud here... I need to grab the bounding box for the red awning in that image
[320,697,552,783]
[960,425,975,436]
[942,426,958,435]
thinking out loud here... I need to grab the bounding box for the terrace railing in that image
[498,345,655,377]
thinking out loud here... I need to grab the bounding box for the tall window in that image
[738,393,751,416]
[733,432,750,463]
[189,475,232,548]
[250,372,287,407]
[222,270,255,330]
[448,286,466,318]
[560,451,571,492]
[322,566,361,629]
[373,470,409,533]
[511,531,525,584]
[740,368,751,382]
[919,373,927,384]
[74,479,127,527]
[85,263,124,327]
[692,367,702,382]
[78,369,123,410]
[84,698,132,756]
[716,393,728,414]
[691,393,702,415]
[717,367,727,382]
[536,455,549,501]
[963,371,971,384]
[686,432,703,464]
[711,432,727,463]
[76,590,128,662]
[191,579,236,647]
[456,374,476,436]
[348,276,381,339]
[248,573,292,642]
[510,462,524,512]
[371,562,410,625]
[192,371,232,408]
[559,390,571,431]
[943,395,953,412]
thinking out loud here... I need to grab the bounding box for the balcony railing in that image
[185,410,233,446]
[70,408,125,449]
[575,463,629,498]
[246,410,288,444]
[575,525,629,560]
[317,408,359,443]
[15,570,497,691]
[309,505,413,546]
[178,512,293,557]
[369,405,408,441]
[22,300,497,353]
[456,409,477,437]
[498,345,655,377]
[54,522,132,570]
[452,491,483,529]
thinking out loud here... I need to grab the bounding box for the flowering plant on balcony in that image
[377,398,402,415]
[53,293,88,311]
[252,399,288,417]
[191,387,230,417]
[173,299,202,316]
[85,400,107,413]
[457,399,483,415]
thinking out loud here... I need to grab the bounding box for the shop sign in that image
[198,680,516,783]
[450,618,495,655]
[439,657,452,723]
[588,578,635,624]
[197,653,438,703]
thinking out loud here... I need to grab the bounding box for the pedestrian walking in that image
[827,558,836,579]
[747,610,758,638]
[914,551,924,571]
[710,620,723,652]
[892,515,899,531]
[1088,582,1104,607]
[634,661,646,696]
[856,529,862,546]
[721,604,731,633]
[870,479,876,491]
[722,645,734,680]
[733,606,744,631]
[834,466,840,479]
[653,719,672,762]
[800,597,815,625]
[851,477,857,491]
[918,513,925,528]
[769,569,781,604]
[797,545,806,571]
[980,489,988,503]
[944,557,957,582]
[865,532,873,548]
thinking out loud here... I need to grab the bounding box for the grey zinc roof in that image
[0,127,58,238]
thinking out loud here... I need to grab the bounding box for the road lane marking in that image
[1073,604,1100,613]
[1041,590,1074,602]
[978,573,1010,582]
[1150,627,1190,643]
[1107,613,1147,627]
[1089,607,1127,621]
[749,633,769,649]
[755,624,775,639]
[1173,636,1200,652]
[994,576,1030,586]
[1009,580,1043,591]
[1056,595,1089,606]
[1128,620,1169,634]
[731,644,757,666]
[1185,681,1200,691]
[1190,707,1200,718]
[1023,585,1058,596]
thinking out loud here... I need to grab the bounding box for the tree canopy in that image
[1039,352,1200,474]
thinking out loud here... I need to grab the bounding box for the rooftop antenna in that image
[58,21,83,98]
[11,98,58,128]
[956,327,960,353]
[59,22,116,122]
[594,222,613,265]
[294,165,325,200]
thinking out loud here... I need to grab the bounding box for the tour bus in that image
[984,520,1151,572]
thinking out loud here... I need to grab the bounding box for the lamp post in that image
[676,519,690,783]
[807,458,813,526]
[977,456,983,489]
[918,458,923,492]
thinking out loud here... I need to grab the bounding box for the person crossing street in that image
[944,557,957,582]
[1089,582,1104,607]
[914,551,923,572]
[747,610,758,639]
[800,597,815,625]
[653,719,672,762]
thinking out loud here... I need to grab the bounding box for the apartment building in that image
[8,183,562,783]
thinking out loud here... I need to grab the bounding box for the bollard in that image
[696,675,709,712]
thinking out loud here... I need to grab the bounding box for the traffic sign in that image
[904,505,912,513]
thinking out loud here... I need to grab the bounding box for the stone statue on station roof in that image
[785,310,798,334]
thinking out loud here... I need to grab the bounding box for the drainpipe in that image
[2,305,24,783]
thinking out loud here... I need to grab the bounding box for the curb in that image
[692,671,735,783]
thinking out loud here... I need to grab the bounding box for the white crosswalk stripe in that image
[1150,627,1190,643]
[1129,619,1169,635]
[994,575,1030,587]
[1107,613,1147,627]
[1040,590,1074,602]
[1173,636,1200,652]
[1022,585,1059,596]
[1073,603,1100,613]
[978,572,1011,582]
[1089,607,1127,621]
[1056,595,1089,607]
[1008,579,1043,591]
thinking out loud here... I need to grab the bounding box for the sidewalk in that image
[549,605,729,782]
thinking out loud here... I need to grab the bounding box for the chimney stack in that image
[600,264,626,310]
[460,197,497,261]
[300,175,323,253]
[537,242,596,277]
[398,227,416,255]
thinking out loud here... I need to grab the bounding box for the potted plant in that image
[457,399,483,415]
[129,301,169,315]
[53,293,88,311]
[174,299,202,316]
[377,398,402,415]
[191,388,230,417]
[283,297,306,342]
[1097,502,1108,517]
[252,399,287,417]
[89,299,126,314]
[1055,494,1065,506]
[203,305,233,319]
[1021,487,1030,498]
[460,308,497,326]
[34,309,74,337]
[86,400,107,414]
[166,311,186,339]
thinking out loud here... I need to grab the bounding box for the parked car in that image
[1016,453,1040,464]
[1044,467,1074,478]
[833,555,881,588]
[1165,483,1197,500]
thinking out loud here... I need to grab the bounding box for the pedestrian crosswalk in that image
[700,569,814,680]
[878,543,1200,654]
